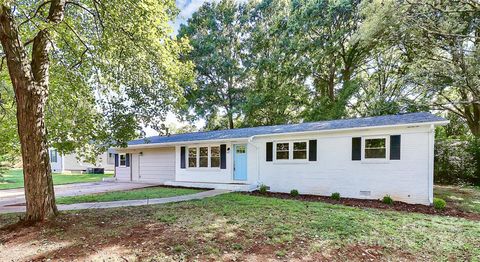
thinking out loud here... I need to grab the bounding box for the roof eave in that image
[115,120,449,150]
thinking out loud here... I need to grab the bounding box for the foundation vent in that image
[359,191,371,196]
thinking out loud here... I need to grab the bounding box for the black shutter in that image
[114,154,119,167]
[266,142,273,162]
[309,140,317,161]
[352,137,361,161]
[126,153,130,167]
[390,135,401,160]
[220,144,227,169]
[180,146,186,169]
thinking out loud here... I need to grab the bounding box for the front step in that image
[164,181,258,192]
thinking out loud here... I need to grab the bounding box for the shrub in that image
[259,184,268,194]
[433,198,447,210]
[382,195,394,205]
[331,192,341,200]
[435,136,480,185]
[290,189,299,197]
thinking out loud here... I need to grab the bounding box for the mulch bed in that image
[248,191,480,221]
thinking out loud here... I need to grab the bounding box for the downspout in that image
[248,135,261,188]
[428,124,435,205]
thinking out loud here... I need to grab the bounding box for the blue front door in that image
[233,144,247,181]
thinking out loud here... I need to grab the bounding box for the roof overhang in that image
[114,120,449,151]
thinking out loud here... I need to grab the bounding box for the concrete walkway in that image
[0,189,230,214]
[0,181,160,207]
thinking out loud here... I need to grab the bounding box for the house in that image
[49,148,115,173]
[113,112,448,205]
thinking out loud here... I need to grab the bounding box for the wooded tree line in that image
[178,0,479,138]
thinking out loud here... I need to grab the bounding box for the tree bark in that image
[0,4,60,221]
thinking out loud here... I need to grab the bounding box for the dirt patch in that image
[248,191,480,221]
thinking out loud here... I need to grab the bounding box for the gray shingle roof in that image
[128,112,446,146]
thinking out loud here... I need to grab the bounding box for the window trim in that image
[186,145,222,169]
[49,149,58,163]
[119,153,127,167]
[362,136,389,161]
[273,140,309,162]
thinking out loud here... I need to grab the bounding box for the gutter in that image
[115,120,449,151]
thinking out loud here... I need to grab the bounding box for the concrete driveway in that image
[0,181,160,208]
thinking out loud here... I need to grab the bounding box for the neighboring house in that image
[49,148,115,173]
[113,112,448,205]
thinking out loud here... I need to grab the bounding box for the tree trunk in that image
[0,5,60,222]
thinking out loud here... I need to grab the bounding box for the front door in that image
[233,144,247,181]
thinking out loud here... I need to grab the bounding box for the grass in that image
[434,185,480,214]
[56,186,204,204]
[0,169,113,190]
[1,192,479,261]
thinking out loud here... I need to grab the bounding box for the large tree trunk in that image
[0,4,63,221]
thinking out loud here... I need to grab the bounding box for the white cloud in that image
[173,0,211,33]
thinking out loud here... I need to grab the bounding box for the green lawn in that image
[0,193,479,261]
[0,169,113,190]
[435,185,480,214]
[56,186,204,204]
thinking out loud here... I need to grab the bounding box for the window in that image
[187,145,222,168]
[49,149,57,163]
[188,148,197,167]
[199,147,208,167]
[276,143,289,160]
[210,146,220,167]
[364,138,387,159]
[236,145,246,154]
[119,153,127,166]
[107,153,115,165]
[293,142,307,160]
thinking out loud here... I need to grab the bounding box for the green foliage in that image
[331,192,341,201]
[433,198,447,210]
[178,0,249,129]
[435,137,480,186]
[382,195,394,205]
[290,189,299,197]
[1,0,194,161]
[259,184,269,194]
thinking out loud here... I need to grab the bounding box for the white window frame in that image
[274,140,309,162]
[49,149,58,163]
[210,146,221,168]
[119,153,127,167]
[187,145,221,169]
[362,136,389,162]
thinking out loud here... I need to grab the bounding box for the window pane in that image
[236,145,246,153]
[293,151,307,159]
[199,147,208,167]
[200,147,208,157]
[365,138,386,159]
[211,147,220,167]
[294,142,306,150]
[120,154,126,166]
[365,148,386,158]
[211,146,220,157]
[188,148,197,167]
[293,142,307,160]
[276,143,289,160]
[365,138,385,148]
[50,150,57,163]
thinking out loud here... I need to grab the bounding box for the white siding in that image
[174,141,258,185]
[121,124,435,205]
[132,148,175,182]
[115,166,131,181]
[251,125,433,205]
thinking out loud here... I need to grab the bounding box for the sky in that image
[144,0,210,137]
